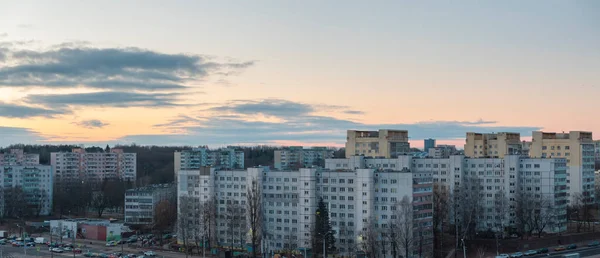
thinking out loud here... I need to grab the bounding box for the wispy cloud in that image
[25,91,184,108]
[73,119,110,129]
[130,99,541,146]
[0,102,67,118]
[0,126,45,147]
[0,44,254,92]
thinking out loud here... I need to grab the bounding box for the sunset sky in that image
[0,1,599,148]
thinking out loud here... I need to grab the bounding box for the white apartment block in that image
[0,149,39,166]
[124,184,175,225]
[178,164,433,257]
[174,147,244,183]
[0,165,53,216]
[345,129,410,158]
[530,131,595,203]
[51,148,137,183]
[274,147,334,170]
[328,155,568,234]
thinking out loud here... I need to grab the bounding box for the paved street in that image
[0,243,190,258]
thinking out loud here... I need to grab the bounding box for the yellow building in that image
[464,132,522,158]
[530,131,595,202]
[344,129,410,158]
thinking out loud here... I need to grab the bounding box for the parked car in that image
[12,242,23,247]
[73,248,83,254]
[51,248,64,253]
[567,244,577,250]
[497,254,510,258]
[144,251,157,256]
[588,241,600,247]
[510,252,523,258]
[524,250,537,256]
[64,247,72,251]
[555,246,566,251]
[537,248,549,253]
[106,241,117,247]
[25,242,35,247]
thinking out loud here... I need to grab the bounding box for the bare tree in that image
[360,218,379,258]
[153,199,177,245]
[531,197,555,238]
[514,190,535,237]
[201,197,217,252]
[225,200,245,251]
[178,196,194,258]
[393,196,414,258]
[569,193,592,233]
[477,247,487,258]
[247,178,262,258]
[493,189,509,237]
[433,183,450,258]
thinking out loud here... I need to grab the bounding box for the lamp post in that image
[461,238,466,258]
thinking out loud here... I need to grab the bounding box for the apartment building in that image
[345,129,410,158]
[51,148,137,183]
[0,149,39,166]
[464,132,522,158]
[124,184,175,225]
[594,140,600,162]
[424,139,436,152]
[427,144,458,158]
[0,165,53,216]
[530,131,595,203]
[178,164,433,257]
[274,146,334,170]
[174,147,244,183]
[328,155,568,234]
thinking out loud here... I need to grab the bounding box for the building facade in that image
[178,164,433,257]
[345,129,410,158]
[427,145,458,158]
[530,131,595,203]
[424,139,436,153]
[0,165,53,216]
[174,147,245,183]
[0,149,39,166]
[464,132,522,158]
[124,184,176,225]
[50,148,137,183]
[327,155,568,234]
[274,147,334,170]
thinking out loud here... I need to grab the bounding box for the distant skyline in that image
[1,1,599,148]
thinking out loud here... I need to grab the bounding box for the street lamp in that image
[461,238,466,258]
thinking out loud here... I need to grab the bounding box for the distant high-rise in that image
[173,146,244,183]
[424,138,436,152]
[0,149,39,166]
[274,146,334,170]
[464,132,522,158]
[345,129,410,158]
[530,131,594,203]
[51,148,137,183]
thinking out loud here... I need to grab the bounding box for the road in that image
[513,246,600,258]
[0,243,191,258]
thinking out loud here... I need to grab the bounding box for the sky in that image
[0,1,599,148]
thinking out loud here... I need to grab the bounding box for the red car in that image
[73,248,83,254]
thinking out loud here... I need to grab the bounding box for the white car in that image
[51,248,64,253]
[496,254,510,258]
[510,252,523,258]
[144,251,156,256]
